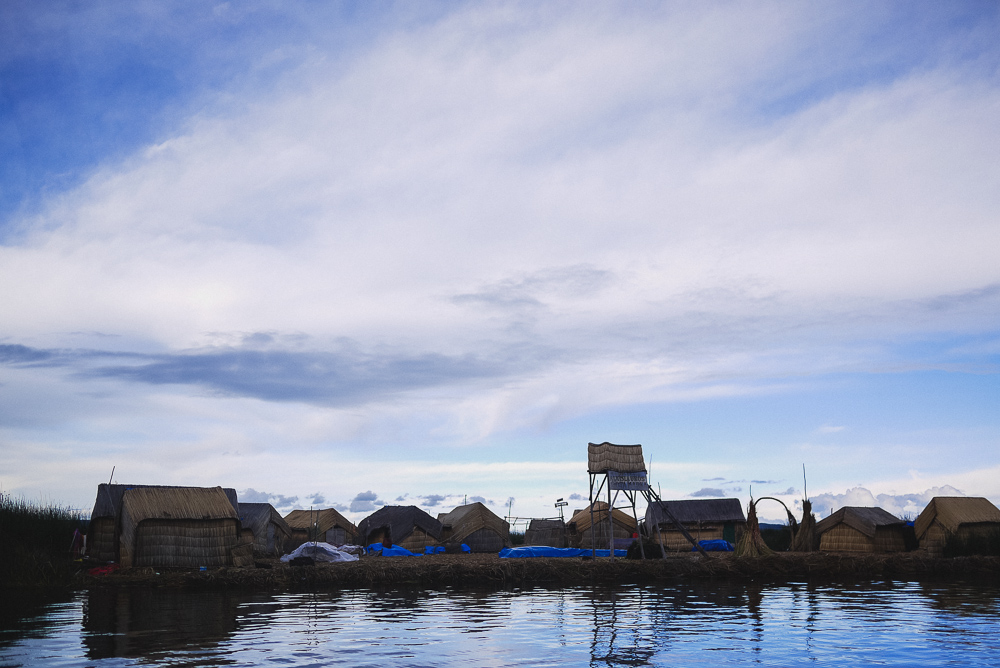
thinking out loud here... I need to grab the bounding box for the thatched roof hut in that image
[524,519,567,548]
[117,486,247,569]
[437,502,510,552]
[284,508,357,547]
[587,442,646,473]
[915,496,1000,556]
[239,503,292,556]
[88,484,239,564]
[567,502,637,549]
[357,505,443,552]
[816,506,906,553]
[646,498,746,551]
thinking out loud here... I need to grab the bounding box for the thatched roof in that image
[284,508,357,536]
[91,483,238,520]
[240,502,292,539]
[569,502,637,533]
[587,442,646,473]
[815,506,903,538]
[646,498,746,527]
[437,502,509,543]
[118,486,239,568]
[915,496,1000,538]
[357,505,443,543]
[527,519,564,531]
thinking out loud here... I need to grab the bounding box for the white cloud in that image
[1,4,998,517]
[810,485,967,520]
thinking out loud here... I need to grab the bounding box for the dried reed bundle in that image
[735,500,772,557]
[791,499,818,552]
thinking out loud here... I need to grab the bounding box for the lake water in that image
[2,580,999,667]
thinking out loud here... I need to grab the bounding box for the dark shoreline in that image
[63,552,1000,591]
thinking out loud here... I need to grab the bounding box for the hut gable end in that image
[816,507,904,539]
[915,497,1000,539]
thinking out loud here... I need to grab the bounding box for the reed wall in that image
[132,519,238,568]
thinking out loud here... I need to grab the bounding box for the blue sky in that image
[1,1,998,523]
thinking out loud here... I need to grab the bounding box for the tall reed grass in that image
[0,491,88,587]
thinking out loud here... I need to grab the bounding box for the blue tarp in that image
[425,545,445,554]
[499,547,628,559]
[692,540,734,552]
[461,543,471,553]
[367,543,417,557]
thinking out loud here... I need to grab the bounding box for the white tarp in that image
[281,542,359,563]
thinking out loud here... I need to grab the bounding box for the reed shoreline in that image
[74,552,1000,591]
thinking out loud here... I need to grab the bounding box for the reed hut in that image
[87,484,239,564]
[437,502,510,552]
[915,496,1000,556]
[283,508,358,548]
[117,486,249,568]
[358,505,443,552]
[524,519,567,548]
[239,503,293,556]
[815,506,907,553]
[567,502,637,549]
[645,498,746,551]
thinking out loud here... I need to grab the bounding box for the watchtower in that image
[587,442,708,559]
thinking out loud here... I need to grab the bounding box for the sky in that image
[1,1,998,525]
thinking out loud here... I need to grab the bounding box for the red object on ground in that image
[87,564,119,576]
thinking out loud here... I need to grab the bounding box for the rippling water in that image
[2,580,999,666]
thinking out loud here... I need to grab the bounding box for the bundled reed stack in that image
[790,499,818,552]
[735,500,772,557]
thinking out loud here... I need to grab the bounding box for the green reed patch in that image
[0,491,88,587]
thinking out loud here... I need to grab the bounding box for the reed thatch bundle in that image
[587,442,646,473]
[735,500,772,557]
[791,499,818,552]
[437,502,510,552]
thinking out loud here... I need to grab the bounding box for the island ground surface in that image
[77,552,1000,591]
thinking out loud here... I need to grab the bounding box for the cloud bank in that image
[0,3,997,517]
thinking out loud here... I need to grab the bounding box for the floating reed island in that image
[9,443,1000,589]
[81,551,1000,590]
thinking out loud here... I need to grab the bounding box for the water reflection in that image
[2,580,1000,667]
[83,588,244,665]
